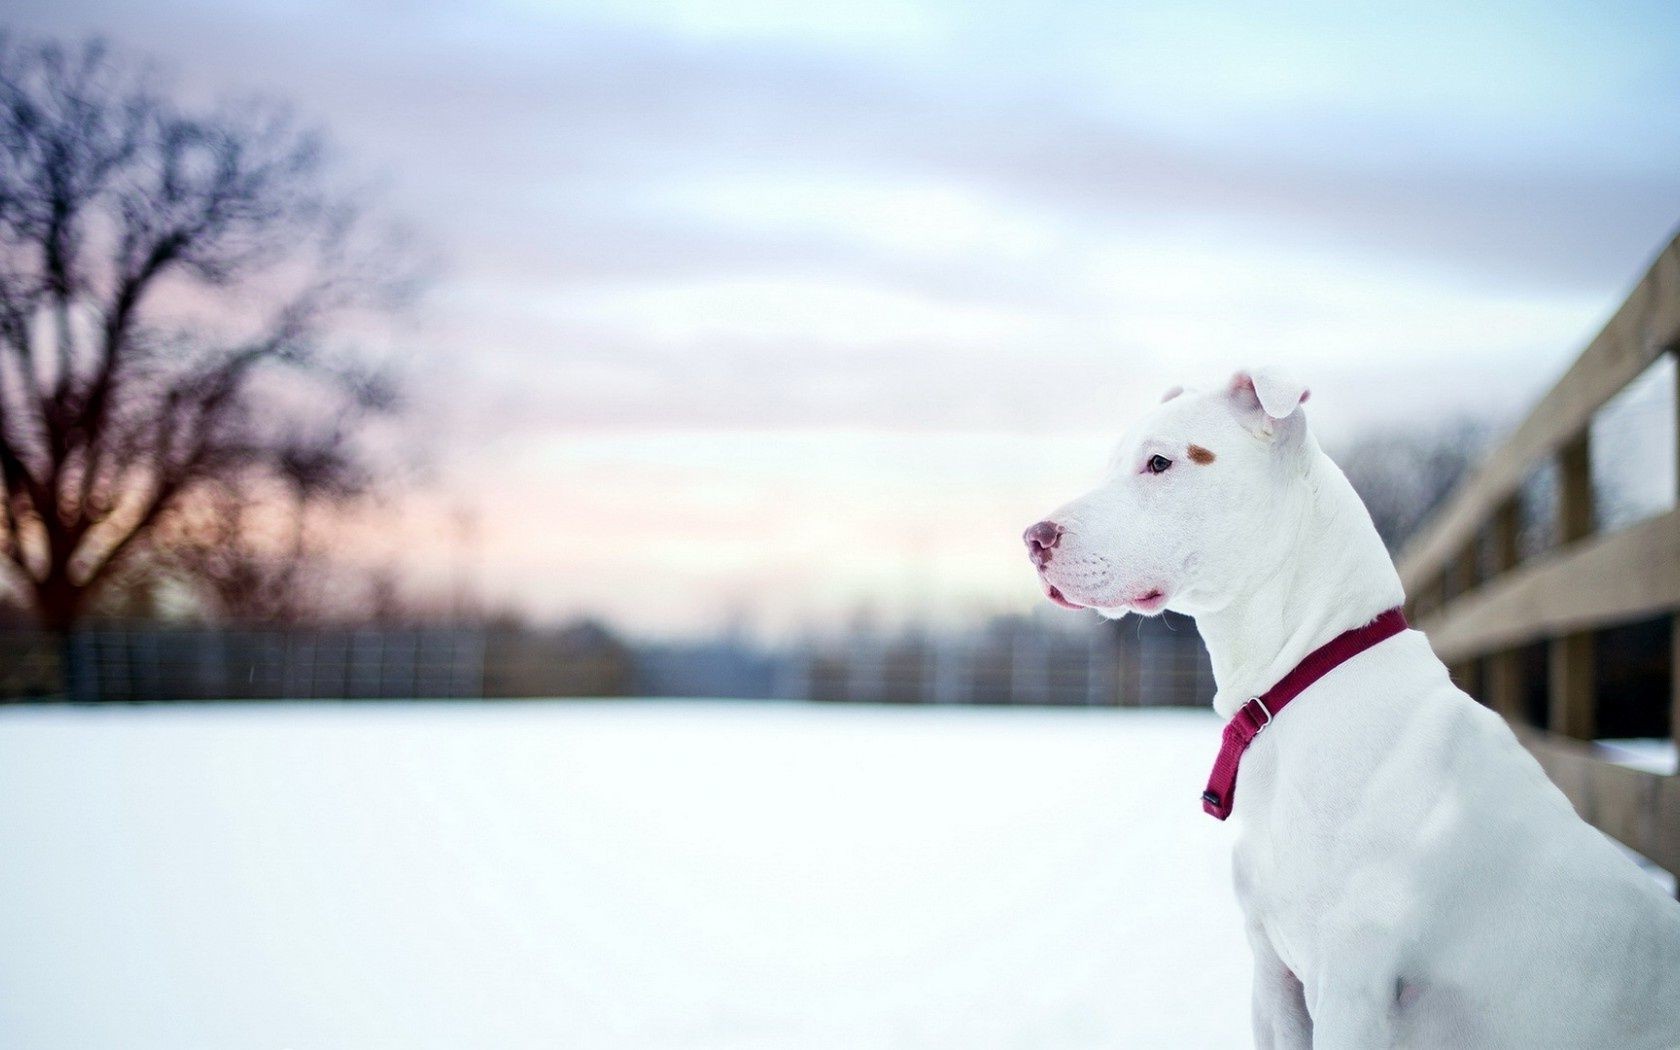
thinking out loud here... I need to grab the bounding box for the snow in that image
[0,701,1250,1049]
[1597,737,1678,776]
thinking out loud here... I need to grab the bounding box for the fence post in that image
[1447,542,1480,696]
[1548,433,1596,739]
[1120,631,1140,707]
[469,629,487,699]
[1672,346,1679,792]
[1486,498,1527,721]
[1085,628,1102,706]
[61,632,84,702]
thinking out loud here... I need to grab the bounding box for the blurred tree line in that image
[1337,418,1490,555]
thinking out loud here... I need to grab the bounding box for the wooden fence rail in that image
[1397,232,1680,881]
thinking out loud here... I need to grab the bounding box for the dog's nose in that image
[1023,520,1063,567]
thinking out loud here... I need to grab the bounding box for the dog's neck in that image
[1195,445,1405,720]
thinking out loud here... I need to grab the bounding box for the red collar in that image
[1202,607,1408,821]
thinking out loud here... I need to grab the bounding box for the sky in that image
[11,0,1680,639]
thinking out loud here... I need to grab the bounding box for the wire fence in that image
[0,614,1215,708]
[65,628,487,702]
[788,617,1213,706]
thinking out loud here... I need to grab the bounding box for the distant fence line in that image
[0,614,1215,707]
[788,618,1213,706]
[0,626,627,703]
[66,628,488,702]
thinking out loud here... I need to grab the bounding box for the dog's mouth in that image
[1127,588,1167,613]
[1045,585,1085,610]
[1044,582,1166,613]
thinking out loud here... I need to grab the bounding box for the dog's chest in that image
[1225,664,1442,971]
[1230,778,1347,973]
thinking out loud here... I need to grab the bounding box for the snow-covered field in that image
[0,701,1250,1049]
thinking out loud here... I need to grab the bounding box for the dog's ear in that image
[1228,368,1310,437]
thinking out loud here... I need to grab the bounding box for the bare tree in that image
[0,36,415,631]
[147,479,333,624]
[1337,418,1491,553]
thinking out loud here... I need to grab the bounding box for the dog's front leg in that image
[1307,937,1401,1050]
[1247,926,1311,1049]
[1309,992,1394,1050]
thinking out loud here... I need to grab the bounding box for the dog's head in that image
[1023,367,1312,618]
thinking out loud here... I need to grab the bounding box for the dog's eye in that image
[1146,454,1172,474]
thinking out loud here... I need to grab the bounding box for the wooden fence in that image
[1397,233,1680,885]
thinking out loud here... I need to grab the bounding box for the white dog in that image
[1025,369,1680,1048]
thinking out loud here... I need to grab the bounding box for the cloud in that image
[16,0,1679,295]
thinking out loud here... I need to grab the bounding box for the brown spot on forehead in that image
[1187,444,1216,465]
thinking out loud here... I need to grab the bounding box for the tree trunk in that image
[35,571,84,636]
[35,572,86,700]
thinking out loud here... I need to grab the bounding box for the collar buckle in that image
[1242,695,1273,732]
